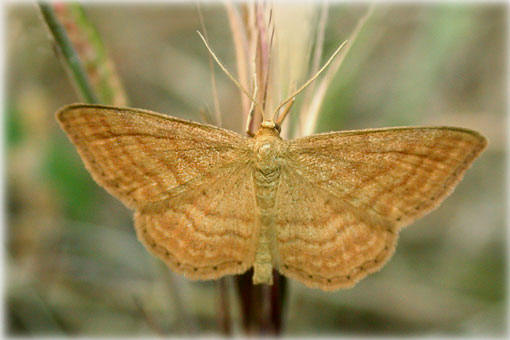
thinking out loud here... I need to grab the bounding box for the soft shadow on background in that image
[6,3,506,336]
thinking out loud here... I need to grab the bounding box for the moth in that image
[56,103,486,291]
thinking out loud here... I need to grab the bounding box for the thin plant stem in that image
[310,3,329,81]
[234,271,286,335]
[132,296,165,335]
[297,2,329,132]
[299,4,375,137]
[225,3,251,123]
[245,67,258,136]
[217,278,232,335]
[53,3,128,106]
[270,269,287,333]
[160,264,197,334]
[38,2,99,104]
[197,3,222,127]
[235,269,256,333]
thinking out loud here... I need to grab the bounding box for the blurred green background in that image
[6,3,506,336]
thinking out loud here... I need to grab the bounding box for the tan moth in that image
[56,102,486,291]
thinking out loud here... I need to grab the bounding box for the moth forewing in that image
[55,104,250,209]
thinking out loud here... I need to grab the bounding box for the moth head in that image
[254,120,281,138]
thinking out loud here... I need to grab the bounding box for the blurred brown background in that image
[6,3,506,336]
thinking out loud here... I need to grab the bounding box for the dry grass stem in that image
[226,3,252,126]
[299,4,375,137]
[196,3,222,127]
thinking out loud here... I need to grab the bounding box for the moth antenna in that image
[274,40,348,125]
[197,31,264,117]
[275,98,296,127]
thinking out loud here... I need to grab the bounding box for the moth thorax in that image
[254,139,281,176]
